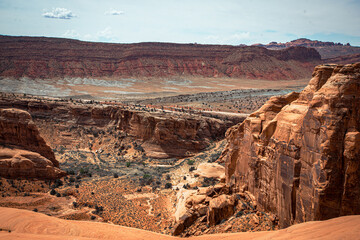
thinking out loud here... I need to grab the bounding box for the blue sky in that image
[1,0,360,46]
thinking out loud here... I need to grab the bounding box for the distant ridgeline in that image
[0,35,321,80]
[253,38,360,60]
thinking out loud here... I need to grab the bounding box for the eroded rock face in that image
[254,38,360,59]
[0,108,66,179]
[207,194,236,226]
[0,108,57,165]
[220,63,360,227]
[0,98,242,159]
[0,35,320,80]
[0,147,66,179]
[173,184,236,235]
[116,110,233,158]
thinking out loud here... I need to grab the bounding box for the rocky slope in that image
[254,38,360,59]
[0,35,320,80]
[1,207,360,240]
[0,108,66,179]
[0,95,244,159]
[220,63,360,227]
[322,53,360,65]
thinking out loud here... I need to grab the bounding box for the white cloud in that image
[230,32,251,41]
[43,8,76,19]
[105,9,124,16]
[83,34,95,41]
[77,28,118,42]
[97,27,117,42]
[62,30,80,39]
[205,32,251,44]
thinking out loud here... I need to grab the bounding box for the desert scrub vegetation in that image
[187,159,195,165]
[140,173,153,186]
[164,182,172,189]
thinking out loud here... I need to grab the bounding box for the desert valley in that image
[0,11,360,240]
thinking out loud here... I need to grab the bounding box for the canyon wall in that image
[254,38,360,59]
[0,108,66,179]
[0,97,243,159]
[220,63,360,227]
[116,109,235,158]
[0,35,320,80]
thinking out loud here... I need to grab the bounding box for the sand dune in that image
[0,207,359,240]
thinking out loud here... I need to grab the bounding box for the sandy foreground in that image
[0,207,359,240]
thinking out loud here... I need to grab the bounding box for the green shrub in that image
[187,159,195,165]
[58,146,65,154]
[80,168,89,174]
[143,174,151,179]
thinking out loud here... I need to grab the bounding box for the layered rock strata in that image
[0,97,244,159]
[220,63,360,227]
[116,109,234,158]
[0,108,66,179]
[254,38,360,59]
[0,35,320,80]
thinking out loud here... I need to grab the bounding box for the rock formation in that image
[172,178,275,236]
[207,194,236,226]
[0,96,244,159]
[116,110,233,158]
[220,63,360,227]
[0,35,320,80]
[0,108,66,179]
[323,53,360,65]
[254,38,360,59]
[173,183,236,235]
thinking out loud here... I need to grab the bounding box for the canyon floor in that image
[0,140,277,236]
[0,75,308,101]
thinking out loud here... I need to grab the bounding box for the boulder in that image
[185,194,206,207]
[207,194,236,226]
[172,210,198,236]
[193,162,226,180]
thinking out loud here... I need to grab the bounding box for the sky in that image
[0,0,360,46]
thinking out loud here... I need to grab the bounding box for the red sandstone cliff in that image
[0,96,243,159]
[116,109,234,158]
[0,108,66,179]
[220,63,360,227]
[0,35,320,80]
